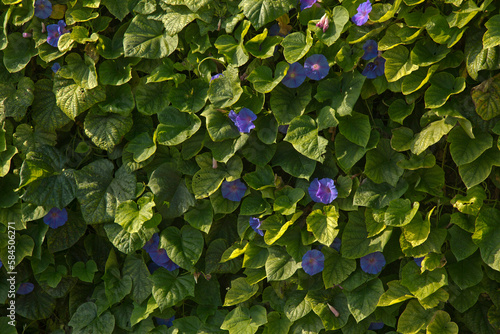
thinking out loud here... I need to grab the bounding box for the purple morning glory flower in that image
[304,54,330,81]
[316,14,329,33]
[282,62,306,88]
[17,283,34,295]
[46,20,70,47]
[362,56,385,79]
[148,262,160,274]
[360,252,386,274]
[278,125,289,134]
[0,259,2,269]
[302,250,325,275]
[43,207,68,229]
[330,238,341,252]
[352,0,372,26]
[156,316,175,327]
[414,256,424,267]
[150,248,179,271]
[229,108,257,133]
[211,73,223,81]
[143,233,160,253]
[35,0,52,19]
[300,0,317,10]
[308,178,338,204]
[368,322,385,330]
[221,179,247,202]
[362,40,378,60]
[51,62,61,73]
[249,217,264,236]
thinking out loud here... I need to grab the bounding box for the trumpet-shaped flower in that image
[352,0,372,26]
[414,256,424,267]
[362,56,385,79]
[249,217,264,236]
[221,179,247,202]
[17,283,34,295]
[229,108,257,133]
[46,20,70,47]
[144,233,179,271]
[302,250,325,275]
[331,238,341,252]
[362,40,378,60]
[360,252,386,274]
[43,207,68,229]
[282,62,306,88]
[308,178,338,204]
[368,322,385,330]
[156,316,175,327]
[35,0,52,19]
[211,73,223,81]
[51,62,61,73]
[304,54,330,81]
[316,14,329,33]
[300,0,317,10]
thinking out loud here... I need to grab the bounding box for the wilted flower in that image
[300,0,317,10]
[316,14,329,33]
[17,283,34,295]
[362,40,378,60]
[221,179,247,202]
[156,316,175,327]
[362,56,385,79]
[229,108,257,133]
[249,217,264,236]
[360,252,386,274]
[276,14,293,36]
[35,0,52,19]
[46,20,70,47]
[51,62,61,73]
[43,207,68,229]
[211,73,223,81]
[302,250,325,275]
[414,256,424,267]
[331,238,341,252]
[282,62,306,88]
[368,322,385,330]
[308,178,338,204]
[352,0,372,26]
[304,54,330,80]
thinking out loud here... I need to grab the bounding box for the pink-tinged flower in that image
[352,0,372,26]
[35,0,52,19]
[414,256,424,267]
[360,252,386,274]
[46,20,70,47]
[249,217,264,236]
[368,322,384,330]
[304,54,330,81]
[316,14,329,33]
[282,62,306,88]
[229,108,257,133]
[156,316,175,327]
[330,237,341,252]
[22,32,32,38]
[43,207,68,229]
[51,62,61,73]
[17,282,34,295]
[211,73,223,81]
[302,250,325,275]
[308,178,338,204]
[300,0,317,10]
[362,56,385,79]
[221,179,247,202]
[362,40,378,60]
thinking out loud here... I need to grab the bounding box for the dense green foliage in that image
[0,0,500,333]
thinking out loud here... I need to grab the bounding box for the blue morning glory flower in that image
[156,316,175,327]
[35,0,52,19]
[229,108,257,133]
[362,40,378,60]
[316,14,329,33]
[221,179,247,202]
[51,62,61,73]
[414,256,424,267]
[46,20,70,47]
[352,0,372,26]
[17,282,34,295]
[278,125,289,134]
[281,62,306,88]
[308,178,338,204]
[150,248,179,271]
[0,259,2,269]
[300,0,317,10]
[304,54,330,81]
[360,252,386,274]
[368,322,385,330]
[148,262,160,274]
[143,233,160,254]
[211,73,223,81]
[330,238,341,252]
[302,250,325,275]
[43,207,68,229]
[249,217,264,236]
[362,56,386,79]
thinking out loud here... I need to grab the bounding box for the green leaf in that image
[224,277,259,306]
[245,29,282,59]
[458,148,500,188]
[98,57,134,86]
[191,167,227,199]
[263,312,292,334]
[248,62,289,93]
[472,208,500,271]
[104,220,156,254]
[306,205,339,246]
[207,66,243,108]
[243,165,275,190]
[471,73,500,121]
[427,311,459,334]
[273,187,305,215]
[3,32,37,73]
[270,83,312,125]
[338,112,371,147]
[158,4,197,36]
[402,212,430,247]
[53,76,106,120]
[322,247,356,288]
[483,15,500,49]
[124,14,178,58]
[331,71,366,116]
[0,234,33,267]
[168,79,209,113]
[147,58,186,85]
[32,79,72,131]
[68,302,114,333]
[135,79,170,115]
[365,139,405,186]
[448,225,478,262]
[388,99,414,124]
[448,127,493,166]
[261,213,296,245]
[239,0,296,30]
[383,45,419,82]
[411,118,456,155]
[240,195,271,215]
[123,254,153,304]
[310,6,349,46]
[335,131,378,172]
[84,107,132,151]
[265,246,300,281]
[115,193,155,233]
[203,107,240,142]
[184,200,213,234]
[221,305,267,334]
[161,225,203,270]
[345,278,384,322]
[377,280,413,307]
[272,142,316,179]
[156,107,201,145]
[0,77,34,121]
[397,300,434,334]
[151,268,195,311]
[47,211,87,252]
[281,31,313,63]
[384,199,419,227]
[401,64,439,95]
[75,160,136,224]
[159,0,209,12]
[401,261,448,300]
[307,290,350,331]
[424,72,466,109]
[447,255,483,290]
[215,35,249,68]
[400,227,447,258]
[284,115,328,162]
[72,260,98,283]
[410,38,450,66]
[58,53,98,90]
[125,133,156,163]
